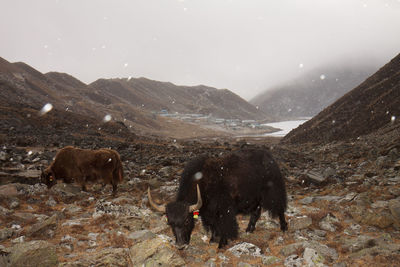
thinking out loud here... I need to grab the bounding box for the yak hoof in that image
[246,224,256,233]
[218,238,228,249]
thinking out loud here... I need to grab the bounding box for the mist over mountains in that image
[251,62,378,120]
[283,53,400,144]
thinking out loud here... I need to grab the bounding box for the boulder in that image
[129,235,185,267]
[8,240,58,267]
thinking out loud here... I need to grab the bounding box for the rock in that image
[0,184,18,197]
[348,205,394,228]
[0,228,14,241]
[319,213,339,232]
[46,196,57,207]
[8,240,58,267]
[323,167,336,178]
[284,255,303,267]
[262,255,281,265]
[289,216,312,231]
[238,262,256,267]
[129,235,185,266]
[389,199,400,224]
[0,205,12,216]
[303,241,338,262]
[227,242,262,258]
[50,183,83,202]
[26,214,58,237]
[340,235,377,253]
[299,196,314,205]
[303,247,327,267]
[159,166,174,177]
[343,224,361,236]
[127,230,156,242]
[280,242,303,256]
[93,199,148,218]
[59,248,130,267]
[305,171,327,184]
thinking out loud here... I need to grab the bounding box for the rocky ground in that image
[1,130,400,267]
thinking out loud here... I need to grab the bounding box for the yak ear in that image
[189,184,202,212]
[147,187,166,213]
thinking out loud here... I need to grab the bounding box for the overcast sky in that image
[1,0,400,100]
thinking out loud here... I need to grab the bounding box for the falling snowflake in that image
[124,63,129,68]
[39,103,53,115]
[103,114,112,122]
[391,116,396,122]
[299,63,304,68]
[320,74,326,80]
[194,172,203,180]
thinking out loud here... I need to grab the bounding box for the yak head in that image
[148,185,202,249]
[40,168,56,188]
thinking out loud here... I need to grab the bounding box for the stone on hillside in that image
[228,242,262,258]
[284,255,303,267]
[280,242,303,256]
[348,205,394,228]
[340,235,377,253]
[303,247,327,267]
[129,235,185,267]
[50,183,82,202]
[59,248,130,267]
[389,199,400,224]
[127,229,156,242]
[299,196,314,205]
[262,255,281,265]
[0,205,12,217]
[289,216,312,231]
[319,213,339,232]
[0,228,14,241]
[0,184,19,197]
[305,171,327,184]
[303,241,338,262]
[8,240,58,267]
[26,214,58,237]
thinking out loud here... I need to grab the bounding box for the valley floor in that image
[1,131,400,266]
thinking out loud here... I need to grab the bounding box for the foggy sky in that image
[1,0,400,100]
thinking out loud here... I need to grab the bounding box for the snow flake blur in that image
[320,74,326,80]
[103,114,112,122]
[39,103,53,115]
[194,172,203,180]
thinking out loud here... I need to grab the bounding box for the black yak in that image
[41,146,124,195]
[148,148,287,249]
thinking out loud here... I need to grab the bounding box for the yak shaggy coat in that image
[41,146,123,194]
[149,148,288,249]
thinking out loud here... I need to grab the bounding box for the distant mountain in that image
[250,63,378,120]
[282,53,400,144]
[0,57,267,143]
[90,77,268,120]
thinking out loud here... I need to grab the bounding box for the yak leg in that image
[216,208,238,249]
[210,229,219,243]
[111,180,117,196]
[246,205,261,233]
[279,211,288,232]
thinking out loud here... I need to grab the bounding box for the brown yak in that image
[41,146,123,194]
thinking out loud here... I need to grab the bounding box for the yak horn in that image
[147,187,166,213]
[189,184,203,212]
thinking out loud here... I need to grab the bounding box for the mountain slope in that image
[282,53,400,144]
[90,77,268,120]
[251,63,377,120]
